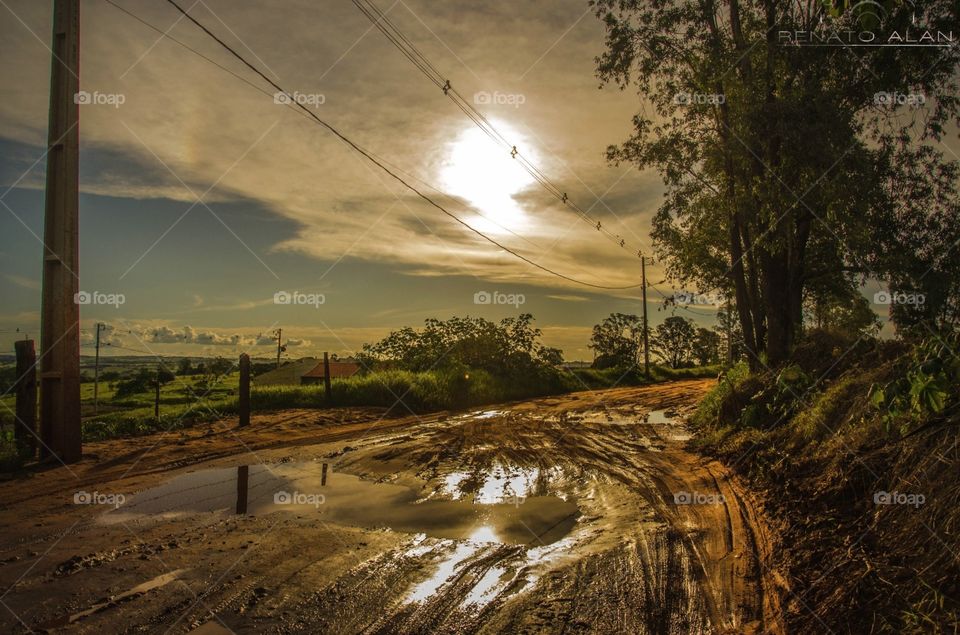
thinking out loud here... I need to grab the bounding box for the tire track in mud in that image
[0,380,784,634]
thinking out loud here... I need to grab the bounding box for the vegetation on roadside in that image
[691,329,960,632]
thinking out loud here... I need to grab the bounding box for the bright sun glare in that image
[440,126,536,233]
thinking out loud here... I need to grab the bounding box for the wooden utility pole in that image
[238,353,250,427]
[14,340,38,458]
[641,257,651,377]
[322,351,331,401]
[92,322,102,415]
[40,0,82,464]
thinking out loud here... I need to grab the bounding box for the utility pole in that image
[93,322,102,415]
[641,257,651,377]
[40,0,81,464]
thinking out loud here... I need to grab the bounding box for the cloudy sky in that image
[0,0,896,361]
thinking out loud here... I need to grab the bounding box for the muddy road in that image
[0,379,784,634]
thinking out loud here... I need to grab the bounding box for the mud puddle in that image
[103,462,578,546]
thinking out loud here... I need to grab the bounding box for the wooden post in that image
[323,351,331,401]
[14,340,37,458]
[235,465,249,514]
[39,0,82,464]
[321,462,328,486]
[154,366,160,419]
[238,353,250,427]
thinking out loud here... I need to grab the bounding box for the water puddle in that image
[104,463,577,546]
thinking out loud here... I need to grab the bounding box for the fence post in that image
[239,353,250,427]
[323,351,331,402]
[14,340,37,458]
[154,365,160,419]
[235,465,249,514]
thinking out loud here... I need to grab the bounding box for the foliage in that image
[591,0,960,364]
[589,312,644,369]
[692,327,721,366]
[113,367,174,399]
[650,316,697,368]
[356,314,562,384]
[869,332,960,434]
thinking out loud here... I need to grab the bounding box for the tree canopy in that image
[592,0,960,365]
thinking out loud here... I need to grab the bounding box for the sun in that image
[439,125,536,232]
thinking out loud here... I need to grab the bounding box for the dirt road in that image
[0,379,784,634]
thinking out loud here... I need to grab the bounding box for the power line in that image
[103,0,641,291]
[351,0,645,257]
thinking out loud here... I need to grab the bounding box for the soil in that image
[0,379,786,634]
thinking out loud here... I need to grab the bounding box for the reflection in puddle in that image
[408,542,481,603]
[105,463,578,546]
[464,565,511,606]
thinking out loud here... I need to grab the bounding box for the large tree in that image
[589,312,645,368]
[651,316,697,368]
[592,0,960,366]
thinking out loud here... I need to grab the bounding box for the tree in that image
[176,357,193,376]
[357,314,562,377]
[593,0,960,364]
[589,313,644,369]
[692,328,721,366]
[113,367,174,399]
[651,316,696,369]
[207,357,233,378]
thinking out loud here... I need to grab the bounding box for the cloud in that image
[0,0,656,292]
[147,325,240,346]
[547,294,590,302]
[4,274,39,290]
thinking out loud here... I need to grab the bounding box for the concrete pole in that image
[40,0,82,464]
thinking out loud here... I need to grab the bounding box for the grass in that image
[690,332,960,632]
[0,362,721,451]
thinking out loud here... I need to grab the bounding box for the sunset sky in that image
[0,0,900,360]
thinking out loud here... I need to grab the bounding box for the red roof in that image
[302,361,360,379]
